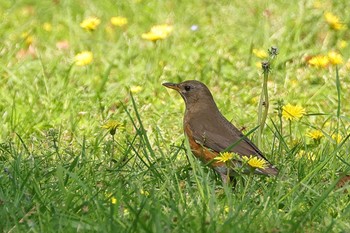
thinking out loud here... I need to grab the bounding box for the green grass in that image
[1,0,350,232]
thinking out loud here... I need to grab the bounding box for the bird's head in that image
[162,80,215,107]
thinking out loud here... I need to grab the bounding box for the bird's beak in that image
[162,82,180,91]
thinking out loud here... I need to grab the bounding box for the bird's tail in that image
[257,165,279,176]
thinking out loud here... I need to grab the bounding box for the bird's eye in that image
[184,85,191,91]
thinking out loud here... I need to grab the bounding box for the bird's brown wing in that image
[188,113,278,175]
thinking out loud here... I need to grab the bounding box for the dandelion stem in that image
[226,163,231,184]
[257,47,278,148]
[110,134,115,167]
[289,119,292,144]
[257,61,270,148]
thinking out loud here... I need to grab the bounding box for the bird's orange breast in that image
[184,124,224,167]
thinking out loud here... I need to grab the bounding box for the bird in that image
[163,80,278,183]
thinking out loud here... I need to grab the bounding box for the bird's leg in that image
[219,170,239,190]
[231,176,238,189]
[220,173,229,184]
[220,174,238,191]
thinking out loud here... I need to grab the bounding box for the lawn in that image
[1,0,350,232]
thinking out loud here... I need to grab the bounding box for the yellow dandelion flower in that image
[332,133,342,143]
[282,104,306,121]
[328,51,343,65]
[242,156,268,169]
[111,197,117,204]
[142,24,173,41]
[102,120,122,136]
[105,193,117,204]
[130,86,143,93]
[21,32,34,46]
[80,17,101,31]
[74,51,93,66]
[26,36,34,45]
[307,130,324,140]
[140,189,150,196]
[224,206,230,213]
[141,32,161,41]
[214,152,234,163]
[152,24,173,35]
[43,22,52,32]
[338,40,348,49]
[252,48,268,59]
[111,16,128,27]
[324,12,346,31]
[308,55,329,68]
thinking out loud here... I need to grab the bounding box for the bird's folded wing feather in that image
[188,117,269,161]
